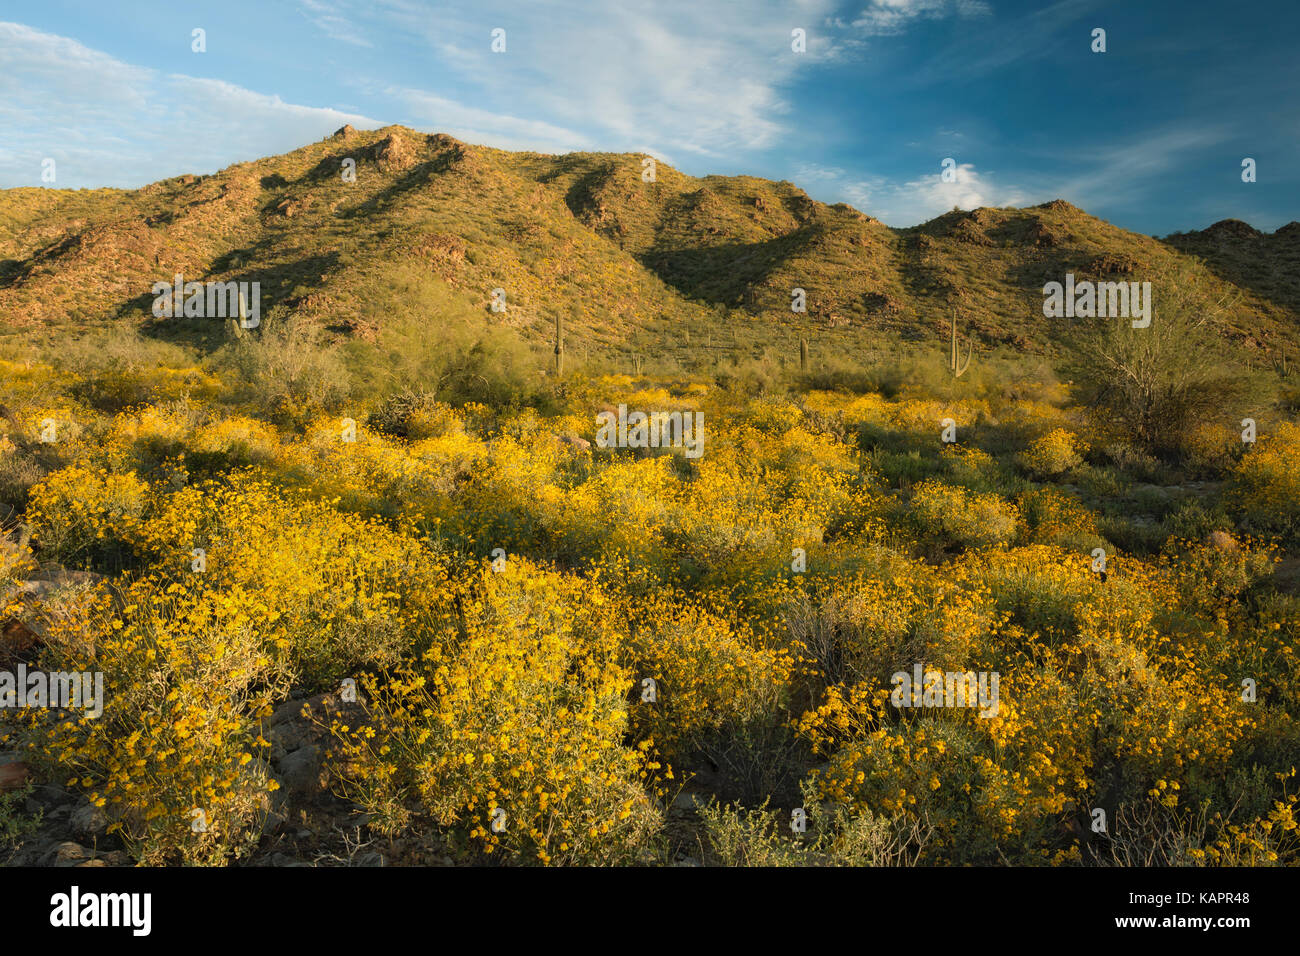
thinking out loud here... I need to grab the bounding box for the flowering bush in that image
[326,559,661,865]
[1018,427,1087,478]
[909,479,1020,552]
[4,362,1299,868]
[1230,422,1300,539]
[26,466,150,570]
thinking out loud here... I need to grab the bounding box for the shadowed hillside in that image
[2,126,1296,373]
[3,126,1300,873]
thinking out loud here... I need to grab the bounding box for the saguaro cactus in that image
[800,337,809,372]
[1273,346,1292,379]
[554,313,565,377]
[226,292,247,340]
[949,311,973,379]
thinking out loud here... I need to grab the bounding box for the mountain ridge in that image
[1,125,1295,366]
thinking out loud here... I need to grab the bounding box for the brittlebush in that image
[5,370,1299,867]
[327,559,662,865]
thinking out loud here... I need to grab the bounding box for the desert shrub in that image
[1179,419,1240,473]
[13,471,453,864]
[0,436,45,512]
[1101,442,1164,482]
[742,395,804,436]
[436,334,542,408]
[664,421,863,585]
[1018,486,1104,551]
[221,318,352,424]
[954,545,1152,644]
[796,355,909,396]
[868,449,938,489]
[368,388,462,440]
[1228,421,1300,540]
[134,475,443,689]
[55,326,203,411]
[342,270,544,409]
[714,355,784,395]
[782,559,988,690]
[0,782,42,861]
[1068,261,1247,459]
[1074,463,1129,498]
[625,600,797,774]
[187,414,279,470]
[785,585,916,689]
[909,479,1019,552]
[26,465,150,571]
[797,674,1087,864]
[940,445,1008,494]
[0,520,35,589]
[272,417,486,523]
[1161,499,1231,543]
[327,560,662,865]
[697,784,927,866]
[1018,428,1086,478]
[1160,536,1276,614]
[102,402,201,477]
[11,574,291,865]
[1279,385,1300,415]
[1091,774,1300,866]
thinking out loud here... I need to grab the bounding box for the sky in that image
[1,0,1296,235]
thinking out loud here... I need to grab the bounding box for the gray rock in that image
[671,791,705,812]
[69,802,109,840]
[260,808,287,838]
[278,744,323,797]
[268,697,309,729]
[44,841,96,867]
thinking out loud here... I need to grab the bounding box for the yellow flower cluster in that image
[3,365,1297,867]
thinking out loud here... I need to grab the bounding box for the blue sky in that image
[1,0,1295,235]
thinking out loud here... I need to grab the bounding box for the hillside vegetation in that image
[1,129,1298,867]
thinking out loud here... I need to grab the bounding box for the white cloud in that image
[852,0,992,36]
[371,0,840,159]
[794,121,1235,228]
[795,160,1028,226]
[0,21,381,188]
[389,87,592,154]
[1049,125,1233,209]
[297,0,373,47]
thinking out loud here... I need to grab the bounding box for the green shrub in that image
[909,479,1019,551]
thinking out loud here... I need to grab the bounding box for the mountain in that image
[1,125,1295,366]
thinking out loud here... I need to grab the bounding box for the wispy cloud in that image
[895,0,1100,88]
[388,86,592,154]
[1049,124,1235,209]
[852,0,992,37]
[297,0,373,47]
[0,21,380,187]
[370,0,840,158]
[796,159,1028,225]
